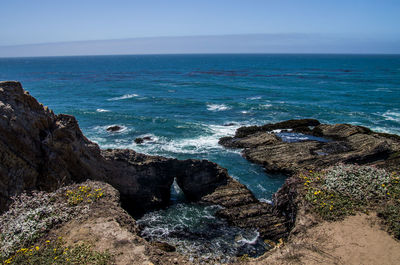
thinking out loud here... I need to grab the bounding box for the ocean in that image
[1,54,399,260]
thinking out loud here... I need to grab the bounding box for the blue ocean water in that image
[1,54,399,199]
[1,54,400,258]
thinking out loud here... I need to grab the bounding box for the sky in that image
[1,0,399,56]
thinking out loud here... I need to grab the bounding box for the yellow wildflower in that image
[35,246,39,251]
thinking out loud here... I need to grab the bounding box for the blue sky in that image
[1,0,399,56]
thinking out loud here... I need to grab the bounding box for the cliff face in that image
[0,81,106,211]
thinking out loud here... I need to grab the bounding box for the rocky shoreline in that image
[219,118,400,233]
[0,81,289,262]
[1,81,399,264]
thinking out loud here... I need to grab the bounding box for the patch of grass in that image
[302,165,400,236]
[1,238,112,265]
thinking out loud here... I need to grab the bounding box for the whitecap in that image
[206,104,231,111]
[259,104,272,109]
[382,110,400,122]
[96,108,110,112]
[374,87,392,92]
[107,93,138,101]
[132,123,242,155]
[247,96,262,100]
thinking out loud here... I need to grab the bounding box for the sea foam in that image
[382,110,400,122]
[107,93,138,101]
[207,104,231,111]
[96,108,110,112]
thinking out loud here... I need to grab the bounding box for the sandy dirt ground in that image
[248,213,400,265]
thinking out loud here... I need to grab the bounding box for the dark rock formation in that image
[0,81,289,241]
[201,179,289,240]
[232,119,320,138]
[134,138,144,144]
[220,119,400,175]
[134,136,152,144]
[106,125,122,132]
[0,81,107,211]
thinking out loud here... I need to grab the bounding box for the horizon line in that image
[1,52,400,59]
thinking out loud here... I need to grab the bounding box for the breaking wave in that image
[107,93,139,101]
[207,104,231,111]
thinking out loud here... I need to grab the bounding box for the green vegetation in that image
[1,238,112,265]
[302,164,400,238]
[0,183,106,261]
[66,185,104,206]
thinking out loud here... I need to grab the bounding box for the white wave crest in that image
[247,96,262,100]
[108,93,138,101]
[382,110,400,122]
[206,104,231,111]
[259,104,272,109]
[93,123,243,155]
[96,108,110,112]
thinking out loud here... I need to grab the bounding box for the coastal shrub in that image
[0,183,105,259]
[378,175,400,239]
[323,164,390,201]
[2,238,112,265]
[303,165,399,223]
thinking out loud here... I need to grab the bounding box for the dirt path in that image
[249,213,400,265]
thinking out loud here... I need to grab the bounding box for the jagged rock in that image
[233,119,320,138]
[219,119,400,231]
[107,125,122,132]
[201,179,289,240]
[220,119,400,175]
[0,81,107,211]
[134,136,152,144]
[219,132,279,148]
[134,138,144,144]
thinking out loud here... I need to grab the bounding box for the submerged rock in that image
[134,138,144,144]
[134,136,153,144]
[107,125,122,132]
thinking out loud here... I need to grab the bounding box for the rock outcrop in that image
[0,81,107,211]
[219,119,400,175]
[219,119,400,228]
[0,81,289,241]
